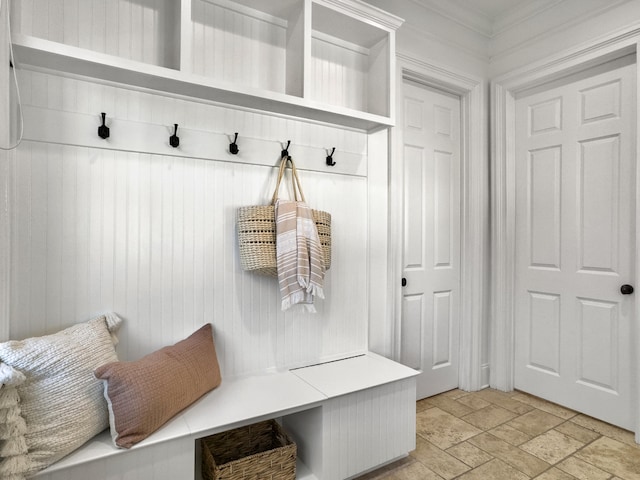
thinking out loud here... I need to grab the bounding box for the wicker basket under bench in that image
[201,420,296,480]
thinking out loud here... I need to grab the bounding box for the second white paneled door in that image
[514,58,636,430]
[400,81,461,399]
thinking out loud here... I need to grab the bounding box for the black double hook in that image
[98,112,110,139]
[281,140,291,159]
[326,147,336,166]
[230,133,239,154]
[170,124,180,148]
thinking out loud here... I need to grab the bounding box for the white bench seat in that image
[35,353,418,480]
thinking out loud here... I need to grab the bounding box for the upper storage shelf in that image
[10,0,403,130]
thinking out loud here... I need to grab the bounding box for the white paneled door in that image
[514,59,636,430]
[401,81,461,399]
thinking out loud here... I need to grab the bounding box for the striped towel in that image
[275,199,325,312]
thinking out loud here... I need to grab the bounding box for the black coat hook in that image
[326,147,336,166]
[170,124,180,148]
[98,112,110,139]
[281,140,291,159]
[230,132,239,154]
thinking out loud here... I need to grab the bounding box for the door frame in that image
[391,53,488,391]
[491,27,640,440]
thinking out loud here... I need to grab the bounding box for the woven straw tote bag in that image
[237,156,331,276]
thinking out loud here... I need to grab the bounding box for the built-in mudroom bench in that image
[33,353,417,480]
[3,0,413,478]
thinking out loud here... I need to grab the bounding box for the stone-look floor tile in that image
[386,460,445,480]
[445,441,494,468]
[574,436,640,479]
[511,392,577,420]
[469,432,550,477]
[474,389,535,414]
[570,415,638,447]
[533,467,578,479]
[417,398,434,413]
[508,409,565,436]
[439,389,471,400]
[410,436,470,479]
[455,393,492,411]
[556,456,612,480]
[554,421,601,444]
[520,430,584,465]
[462,404,518,430]
[416,407,482,450]
[426,394,475,418]
[456,458,531,480]
[355,457,415,479]
[489,424,533,446]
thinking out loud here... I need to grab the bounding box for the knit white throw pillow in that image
[0,313,122,476]
[0,364,28,480]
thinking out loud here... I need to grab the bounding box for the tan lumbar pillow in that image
[95,323,222,449]
[0,313,122,476]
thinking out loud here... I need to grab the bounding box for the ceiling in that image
[453,0,532,20]
[411,0,564,37]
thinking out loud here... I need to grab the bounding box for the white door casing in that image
[391,54,487,393]
[400,81,461,399]
[514,58,636,430]
[491,28,640,441]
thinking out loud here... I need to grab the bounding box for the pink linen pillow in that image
[95,324,222,449]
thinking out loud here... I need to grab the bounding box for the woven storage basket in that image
[201,420,296,480]
[237,156,331,276]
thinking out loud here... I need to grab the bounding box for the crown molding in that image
[318,0,405,31]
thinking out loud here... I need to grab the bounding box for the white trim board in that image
[491,26,640,442]
[391,53,488,391]
[0,3,11,342]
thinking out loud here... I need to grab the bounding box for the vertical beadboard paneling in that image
[0,3,11,342]
[11,0,178,69]
[10,71,369,376]
[323,379,416,480]
[309,35,368,112]
[191,0,287,93]
[10,146,29,341]
[0,150,10,342]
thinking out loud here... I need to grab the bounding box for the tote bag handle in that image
[270,156,307,205]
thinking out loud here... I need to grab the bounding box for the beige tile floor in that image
[356,389,640,480]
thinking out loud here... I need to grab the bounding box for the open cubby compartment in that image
[193,409,322,480]
[308,1,392,117]
[9,0,181,70]
[188,0,306,97]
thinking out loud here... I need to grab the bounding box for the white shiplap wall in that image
[309,35,369,112]
[190,0,288,94]
[11,0,179,69]
[9,70,370,378]
[1,2,11,343]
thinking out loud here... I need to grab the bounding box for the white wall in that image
[0,0,11,343]
[14,0,635,390]
[7,69,372,378]
[365,0,490,79]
